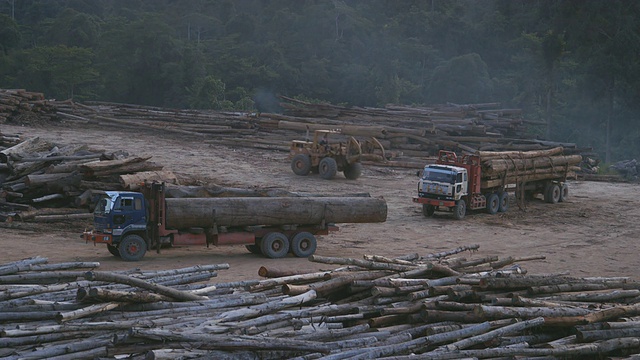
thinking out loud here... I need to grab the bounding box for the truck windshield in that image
[93,193,119,215]
[94,197,113,215]
[422,169,456,184]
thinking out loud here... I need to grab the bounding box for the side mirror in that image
[416,170,422,177]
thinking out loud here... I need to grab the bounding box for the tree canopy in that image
[1,0,639,163]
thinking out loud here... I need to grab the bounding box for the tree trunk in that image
[165,196,387,228]
[0,136,51,163]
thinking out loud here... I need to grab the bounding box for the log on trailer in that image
[164,196,387,229]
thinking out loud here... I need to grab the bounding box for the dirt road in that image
[1,123,638,283]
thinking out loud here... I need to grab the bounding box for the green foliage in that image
[429,53,493,104]
[9,45,97,100]
[0,14,20,55]
[2,0,640,161]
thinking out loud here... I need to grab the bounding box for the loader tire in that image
[291,154,312,176]
[344,162,363,180]
[319,157,338,180]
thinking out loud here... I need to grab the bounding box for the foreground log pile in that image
[2,246,640,359]
[0,134,176,222]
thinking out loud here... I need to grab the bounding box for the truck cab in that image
[84,191,149,260]
[417,164,468,202]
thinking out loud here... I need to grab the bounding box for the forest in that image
[0,0,639,163]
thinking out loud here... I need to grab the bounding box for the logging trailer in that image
[84,182,387,261]
[413,150,570,220]
[290,129,385,180]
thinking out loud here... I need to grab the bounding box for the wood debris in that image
[1,246,639,359]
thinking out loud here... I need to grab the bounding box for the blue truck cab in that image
[84,191,149,260]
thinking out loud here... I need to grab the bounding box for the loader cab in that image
[92,191,147,238]
[417,164,468,201]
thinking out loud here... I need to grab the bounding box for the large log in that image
[119,170,178,190]
[0,137,51,163]
[483,154,583,174]
[164,196,387,228]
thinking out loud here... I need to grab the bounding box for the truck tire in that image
[261,232,290,258]
[486,193,500,215]
[343,162,363,180]
[453,199,466,220]
[319,157,338,180]
[422,204,435,217]
[498,192,509,212]
[107,244,120,257]
[291,154,312,176]
[291,232,317,257]
[559,183,569,202]
[545,184,561,204]
[118,234,147,261]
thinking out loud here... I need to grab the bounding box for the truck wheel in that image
[291,232,317,257]
[107,244,120,257]
[422,204,435,217]
[343,162,363,180]
[118,234,147,261]
[498,192,509,212]
[545,184,561,204]
[319,157,338,180]
[261,232,290,258]
[453,199,466,220]
[559,183,569,202]
[291,154,312,176]
[486,193,500,214]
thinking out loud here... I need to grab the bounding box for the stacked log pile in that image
[0,88,604,176]
[478,147,583,188]
[264,96,589,160]
[48,95,588,168]
[1,246,640,359]
[0,89,56,124]
[0,136,176,223]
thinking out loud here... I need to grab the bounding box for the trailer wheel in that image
[319,157,338,180]
[107,244,120,257]
[486,193,500,214]
[545,184,561,204]
[291,232,317,257]
[559,183,569,202]
[498,192,509,212]
[422,204,435,217]
[453,199,466,220]
[261,232,290,258]
[343,162,363,180]
[291,154,312,176]
[118,234,147,261]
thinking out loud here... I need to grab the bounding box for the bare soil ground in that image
[1,122,639,283]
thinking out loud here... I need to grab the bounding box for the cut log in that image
[0,137,51,163]
[119,170,178,190]
[164,196,387,228]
